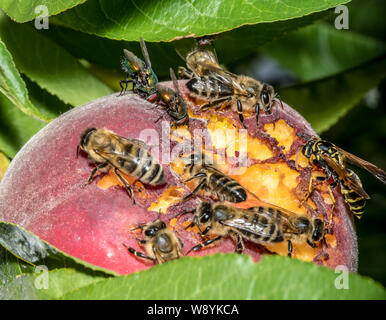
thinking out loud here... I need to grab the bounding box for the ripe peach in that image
[0,82,358,275]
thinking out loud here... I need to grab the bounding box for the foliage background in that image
[0,0,385,298]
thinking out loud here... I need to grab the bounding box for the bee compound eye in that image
[262,92,270,106]
[145,227,157,237]
[200,213,210,223]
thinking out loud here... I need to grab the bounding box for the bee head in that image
[144,220,166,238]
[79,128,97,151]
[311,218,325,242]
[196,202,213,225]
[260,84,274,113]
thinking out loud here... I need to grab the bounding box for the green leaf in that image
[0,222,110,299]
[0,12,113,107]
[51,0,351,42]
[0,246,106,300]
[0,92,45,158]
[0,221,117,276]
[41,24,182,80]
[0,245,35,286]
[280,55,386,133]
[0,39,51,122]
[1,265,106,300]
[45,10,328,81]
[25,76,72,119]
[261,23,386,82]
[0,0,88,23]
[57,254,385,300]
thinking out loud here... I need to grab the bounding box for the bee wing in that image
[140,37,152,68]
[198,65,247,94]
[335,146,386,184]
[197,62,237,78]
[221,209,280,239]
[319,153,370,199]
[95,134,146,163]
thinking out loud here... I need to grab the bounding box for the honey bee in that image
[178,46,219,79]
[177,38,282,128]
[298,136,386,221]
[123,217,183,264]
[77,128,166,203]
[182,51,281,128]
[181,154,247,203]
[185,202,325,257]
[119,37,158,98]
[154,68,188,127]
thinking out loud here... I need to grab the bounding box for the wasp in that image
[154,68,189,127]
[77,128,166,204]
[298,136,386,221]
[183,202,325,257]
[178,42,282,128]
[119,37,158,98]
[181,154,247,203]
[123,215,183,264]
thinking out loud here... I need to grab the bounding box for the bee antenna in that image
[154,210,162,221]
[174,208,196,219]
[76,144,80,158]
[276,94,284,110]
[184,221,195,230]
[130,224,144,231]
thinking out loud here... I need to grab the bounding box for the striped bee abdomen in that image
[186,75,234,100]
[236,212,284,244]
[208,172,247,203]
[116,145,166,186]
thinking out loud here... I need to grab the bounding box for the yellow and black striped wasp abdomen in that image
[340,169,366,219]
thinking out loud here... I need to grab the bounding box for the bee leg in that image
[134,236,147,245]
[306,240,316,248]
[287,240,293,258]
[123,243,155,262]
[181,177,207,202]
[82,162,108,188]
[184,172,207,183]
[177,66,193,79]
[200,97,231,112]
[114,168,136,205]
[255,103,260,127]
[200,226,212,235]
[275,94,284,110]
[237,99,247,129]
[234,233,245,254]
[186,235,222,255]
